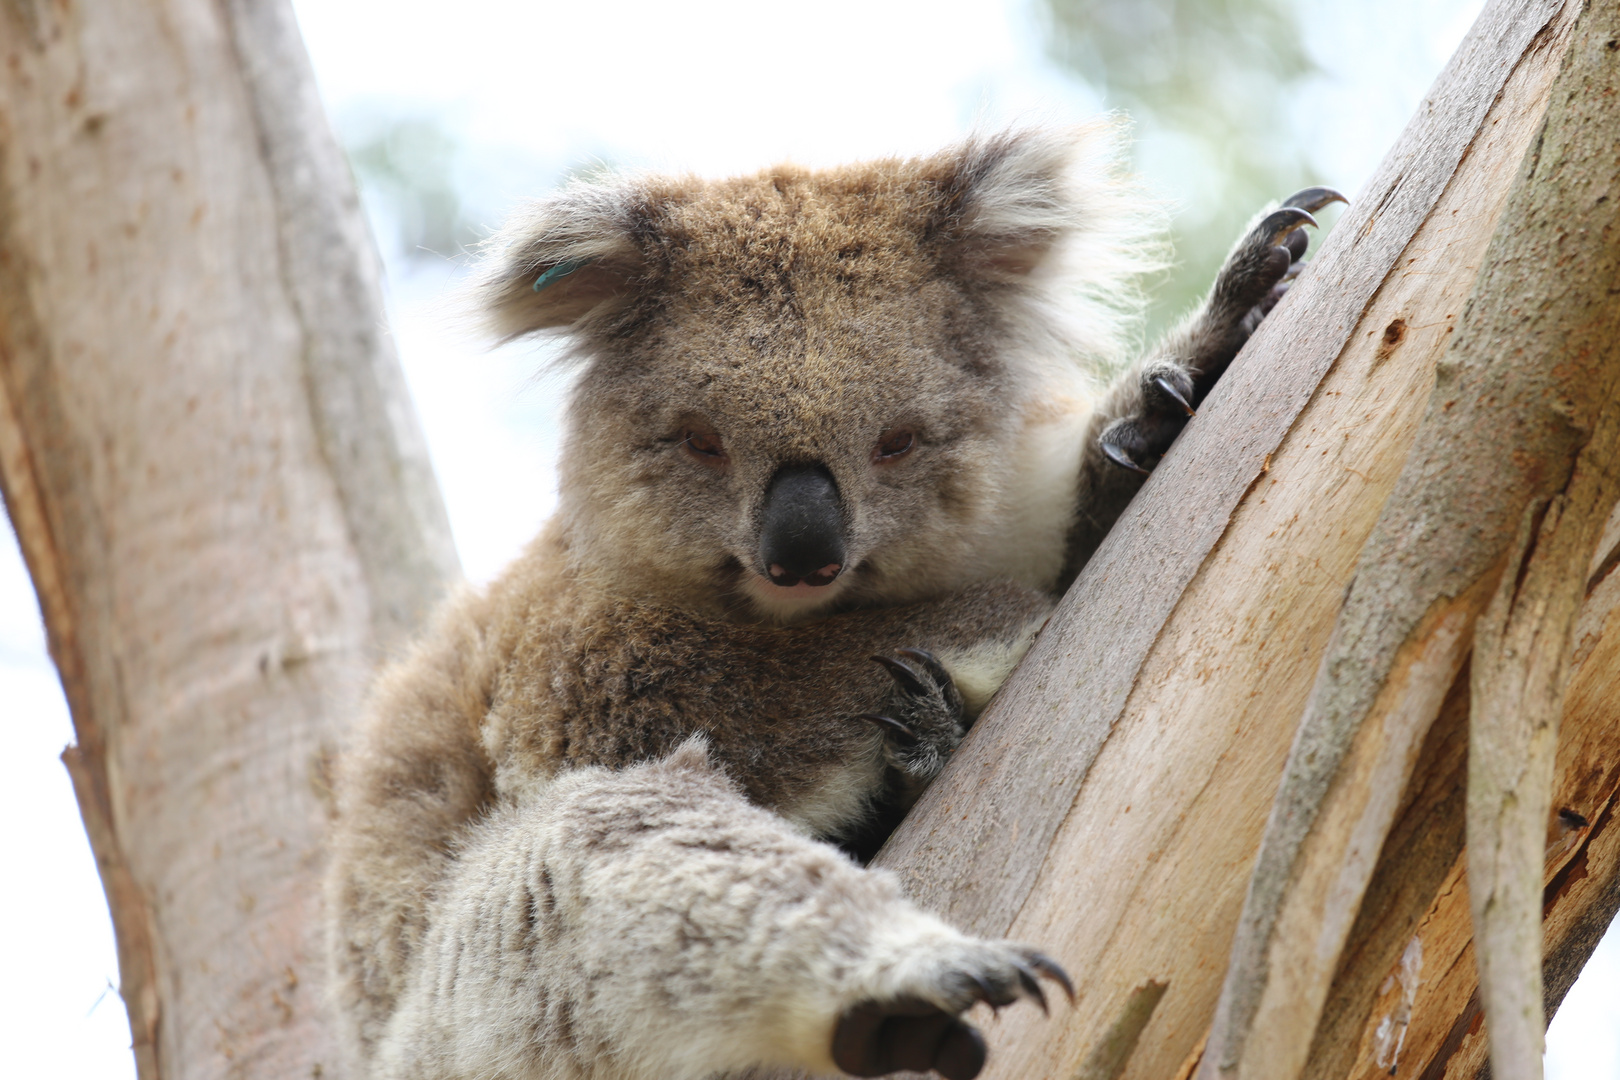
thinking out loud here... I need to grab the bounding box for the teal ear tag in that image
[533,259,590,292]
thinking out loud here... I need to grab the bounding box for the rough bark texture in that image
[0,2,456,1078]
[1197,1,1620,1074]
[1318,533,1620,1080]
[878,1,1620,1078]
[1460,10,1620,1073]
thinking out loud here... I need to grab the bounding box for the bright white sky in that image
[3,0,1617,1077]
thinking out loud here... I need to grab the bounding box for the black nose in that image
[758,464,846,587]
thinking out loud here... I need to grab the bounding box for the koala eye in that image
[681,427,727,466]
[872,428,916,464]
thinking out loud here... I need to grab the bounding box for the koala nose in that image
[758,464,846,587]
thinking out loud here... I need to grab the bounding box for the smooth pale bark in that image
[0,2,456,1079]
[878,1,1616,1079]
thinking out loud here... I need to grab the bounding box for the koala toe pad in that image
[832,998,988,1080]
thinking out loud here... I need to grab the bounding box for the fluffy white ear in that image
[920,128,1108,285]
[921,125,1167,366]
[473,182,650,341]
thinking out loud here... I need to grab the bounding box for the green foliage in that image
[1039,0,1320,333]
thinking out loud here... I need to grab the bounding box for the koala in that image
[325,125,1339,1080]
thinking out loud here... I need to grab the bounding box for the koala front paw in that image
[860,648,966,787]
[832,942,1072,1080]
[1216,186,1346,340]
[1100,186,1346,475]
[1097,360,1200,475]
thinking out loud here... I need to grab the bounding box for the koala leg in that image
[1064,187,1347,576]
[378,738,1068,1080]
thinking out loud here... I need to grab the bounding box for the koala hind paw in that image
[859,648,966,785]
[832,944,1073,1080]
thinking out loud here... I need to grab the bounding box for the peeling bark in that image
[1197,0,1620,1070]
[1461,8,1620,1071]
[1331,554,1620,1080]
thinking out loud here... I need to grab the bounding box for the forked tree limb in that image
[1461,10,1620,1073]
[1325,548,1620,1080]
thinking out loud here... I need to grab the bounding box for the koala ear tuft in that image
[472,183,652,341]
[925,127,1110,283]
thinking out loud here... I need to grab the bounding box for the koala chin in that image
[325,125,1340,1080]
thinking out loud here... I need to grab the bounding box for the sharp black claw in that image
[1024,952,1076,1004]
[1258,206,1317,246]
[1153,376,1196,417]
[967,972,998,1010]
[895,647,952,687]
[1100,441,1151,475]
[856,714,919,743]
[1281,186,1349,214]
[870,654,929,696]
[1014,964,1049,1016]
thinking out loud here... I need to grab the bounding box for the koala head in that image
[476,127,1157,621]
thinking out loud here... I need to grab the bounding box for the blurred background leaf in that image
[343,107,478,261]
[1039,0,1318,332]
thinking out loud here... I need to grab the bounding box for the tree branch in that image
[874,3,1607,1079]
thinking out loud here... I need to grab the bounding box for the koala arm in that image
[1062,188,1347,584]
[480,579,1054,840]
[379,739,1066,1080]
[333,556,1058,1074]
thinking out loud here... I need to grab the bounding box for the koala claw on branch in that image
[1100,439,1152,476]
[857,712,920,743]
[1098,185,1348,475]
[1283,185,1350,213]
[1153,374,1197,418]
[864,648,967,786]
[832,947,1074,1080]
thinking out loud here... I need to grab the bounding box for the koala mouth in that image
[748,563,853,609]
[766,562,843,589]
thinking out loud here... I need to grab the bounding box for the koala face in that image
[479,129,1149,620]
[564,265,1019,620]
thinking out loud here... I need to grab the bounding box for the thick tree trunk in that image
[0,3,456,1079]
[879,2,1620,1079]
